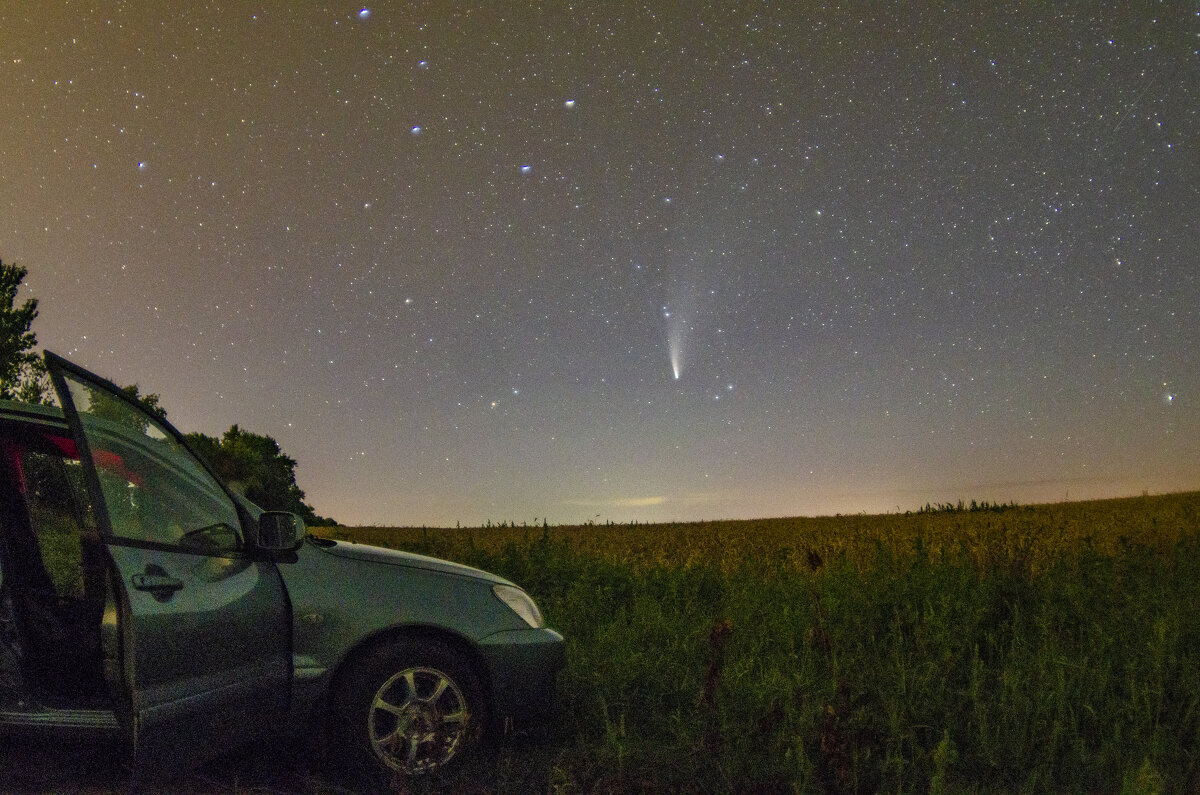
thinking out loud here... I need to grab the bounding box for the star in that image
[2,3,1194,526]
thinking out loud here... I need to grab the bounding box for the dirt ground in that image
[0,736,360,794]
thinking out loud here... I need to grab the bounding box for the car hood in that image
[308,536,512,585]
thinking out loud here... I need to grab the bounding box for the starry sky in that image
[2,3,1198,527]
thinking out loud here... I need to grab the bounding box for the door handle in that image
[131,573,184,593]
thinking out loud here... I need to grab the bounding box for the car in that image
[0,351,564,787]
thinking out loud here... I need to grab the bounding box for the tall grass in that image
[317,491,1200,792]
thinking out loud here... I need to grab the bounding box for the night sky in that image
[3,3,1198,526]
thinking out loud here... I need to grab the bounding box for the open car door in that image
[45,352,291,774]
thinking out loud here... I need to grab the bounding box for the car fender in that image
[276,537,527,727]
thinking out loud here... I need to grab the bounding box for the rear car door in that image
[45,352,291,772]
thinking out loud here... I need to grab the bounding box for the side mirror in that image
[257,511,305,552]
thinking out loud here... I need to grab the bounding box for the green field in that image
[316,491,1200,793]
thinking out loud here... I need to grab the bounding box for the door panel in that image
[107,543,289,770]
[45,352,291,771]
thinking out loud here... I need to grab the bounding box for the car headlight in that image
[492,584,544,628]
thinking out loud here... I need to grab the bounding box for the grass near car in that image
[315,491,1200,792]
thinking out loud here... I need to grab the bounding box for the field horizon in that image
[319,488,1200,530]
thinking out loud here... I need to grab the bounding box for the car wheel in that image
[332,638,486,784]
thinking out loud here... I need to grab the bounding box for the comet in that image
[665,305,685,380]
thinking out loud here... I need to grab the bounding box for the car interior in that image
[0,425,111,709]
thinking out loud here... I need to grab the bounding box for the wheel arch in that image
[324,623,498,735]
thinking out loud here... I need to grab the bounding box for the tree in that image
[186,425,337,526]
[118,384,167,421]
[102,395,337,525]
[0,259,50,403]
[86,383,169,434]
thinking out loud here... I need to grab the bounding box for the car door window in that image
[56,374,241,552]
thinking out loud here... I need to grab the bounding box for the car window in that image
[58,375,242,552]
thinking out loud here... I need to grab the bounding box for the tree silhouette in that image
[186,425,336,526]
[0,259,50,403]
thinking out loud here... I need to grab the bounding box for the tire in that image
[331,638,486,786]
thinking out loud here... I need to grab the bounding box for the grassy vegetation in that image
[316,492,1200,793]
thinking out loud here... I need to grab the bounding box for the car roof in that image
[0,399,67,429]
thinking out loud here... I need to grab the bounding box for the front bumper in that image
[477,627,565,725]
